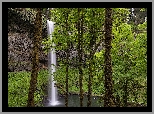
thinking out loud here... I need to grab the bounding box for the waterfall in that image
[47,20,59,106]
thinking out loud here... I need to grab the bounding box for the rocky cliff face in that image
[8,9,48,72]
[8,31,48,72]
[8,31,81,72]
[8,29,85,72]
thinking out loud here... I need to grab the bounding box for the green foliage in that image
[8,70,48,107]
[42,8,106,53]
[53,63,104,95]
[112,8,130,26]
[137,21,147,31]
[140,8,146,12]
[41,8,147,106]
[111,21,147,104]
[93,20,147,105]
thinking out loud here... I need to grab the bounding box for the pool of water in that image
[43,94,104,107]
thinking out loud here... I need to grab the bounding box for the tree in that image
[87,9,96,107]
[63,8,70,107]
[104,8,115,107]
[77,8,84,107]
[27,8,42,107]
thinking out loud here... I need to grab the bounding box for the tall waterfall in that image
[47,20,59,106]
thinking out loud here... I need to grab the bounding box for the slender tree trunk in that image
[65,46,69,107]
[123,78,128,107]
[27,8,42,107]
[77,8,83,107]
[87,10,96,107]
[80,8,84,107]
[87,53,93,107]
[104,8,114,107]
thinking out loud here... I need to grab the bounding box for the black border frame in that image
[3,2,152,112]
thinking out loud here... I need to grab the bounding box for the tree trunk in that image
[123,78,128,107]
[77,8,84,107]
[87,10,95,107]
[87,53,93,107]
[65,46,69,107]
[104,8,114,107]
[27,8,42,107]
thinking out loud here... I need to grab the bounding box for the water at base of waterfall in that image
[49,100,60,106]
[43,94,104,107]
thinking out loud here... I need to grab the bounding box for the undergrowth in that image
[8,70,48,107]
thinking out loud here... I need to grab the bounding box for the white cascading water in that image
[47,20,59,106]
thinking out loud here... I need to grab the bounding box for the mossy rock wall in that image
[8,9,48,72]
